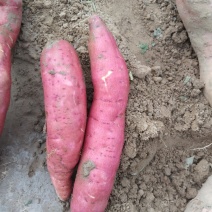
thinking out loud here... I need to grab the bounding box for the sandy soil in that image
[0,0,212,211]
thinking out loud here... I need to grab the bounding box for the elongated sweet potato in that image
[0,0,22,135]
[70,15,130,212]
[40,40,87,201]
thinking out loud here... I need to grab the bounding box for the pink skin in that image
[70,15,129,212]
[40,40,87,201]
[176,0,212,106]
[0,0,22,135]
[0,0,21,6]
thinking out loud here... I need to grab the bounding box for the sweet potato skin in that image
[0,0,22,135]
[70,15,130,212]
[40,40,87,201]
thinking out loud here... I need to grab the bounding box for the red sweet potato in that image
[0,0,22,135]
[40,40,87,201]
[70,15,130,212]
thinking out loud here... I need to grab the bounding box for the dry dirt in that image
[0,0,212,211]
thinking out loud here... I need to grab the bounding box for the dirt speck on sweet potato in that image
[82,160,96,178]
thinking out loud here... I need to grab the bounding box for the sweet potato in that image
[40,40,87,201]
[70,15,130,212]
[0,0,22,135]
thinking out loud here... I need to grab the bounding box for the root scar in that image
[73,91,77,106]
[88,194,95,199]
[101,70,113,88]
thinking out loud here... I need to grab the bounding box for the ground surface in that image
[0,0,212,211]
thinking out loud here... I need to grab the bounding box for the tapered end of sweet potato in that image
[50,173,73,201]
[88,14,108,34]
[44,40,62,50]
[0,0,22,48]
[88,14,101,27]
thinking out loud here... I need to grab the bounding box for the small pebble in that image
[186,188,197,200]
[59,11,66,18]
[121,177,130,187]
[153,77,162,82]
[133,65,152,79]
[164,167,171,176]
[63,23,68,28]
